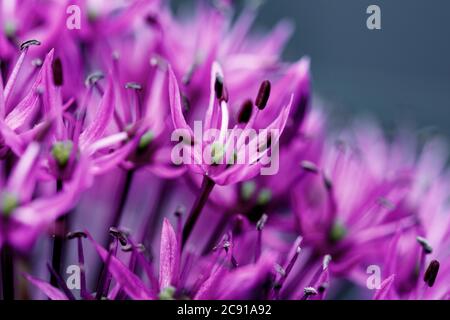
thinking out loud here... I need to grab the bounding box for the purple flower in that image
[168,61,292,186]
[0,143,89,253]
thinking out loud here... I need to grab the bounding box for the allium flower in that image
[0,142,89,253]
[0,0,449,302]
[291,122,421,279]
[25,215,331,300]
[373,141,450,299]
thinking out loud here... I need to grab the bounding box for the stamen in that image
[52,58,64,86]
[125,82,142,91]
[323,174,333,190]
[67,231,89,299]
[182,59,198,85]
[238,99,253,124]
[109,227,128,246]
[273,237,302,296]
[301,160,319,173]
[322,254,332,270]
[66,231,87,239]
[256,213,268,231]
[19,39,41,51]
[126,82,143,119]
[218,100,230,145]
[255,214,268,262]
[95,239,118,299]
[255,80,271,110]
[304,287,318,296]
[46,263,76,300]
[85,71,104,87]
[121,243,145,253]
[416,236,433,254]
[214,74,225,100]
[318,283,329,293]
[423,259,439,287]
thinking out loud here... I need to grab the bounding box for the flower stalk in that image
[182,176,215,248]
[1,245,14,300]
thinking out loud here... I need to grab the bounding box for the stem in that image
[138,179,171,244]
[50,179,65,287]
[182,176,215,248]
[111,169,134,228]
[91,169,134,289]
[1,245,14,300]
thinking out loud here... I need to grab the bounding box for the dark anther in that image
[145,14,158,26]
[121,244,133,252]
[318,283,328,293]
[121,243,145,253]
[125,82,142,91]
[174,205,185,218]
[424,259,440,287]
[52,58,64,86]
[416,236,433,254]
[214,74,228,102]
[255,80,271,110]
[304,287,318,296]
[323,174,333,191]
[181,94,190,113]
[20,39,41,51]
[301,160,319,173]
[214,74,224,100]
[109,227,128,246]
[67,231,87,239]
[85,71,104,87]
[256,214,268,231]
[238,99,253,124]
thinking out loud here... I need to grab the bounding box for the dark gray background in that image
[173,0,450,138]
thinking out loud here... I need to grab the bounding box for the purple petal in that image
[159,218,179,290]
[24,274,68,300]
[373,275,396,300]
[86,232,154,300]
[79,76,115,150]
[167,65,193,136]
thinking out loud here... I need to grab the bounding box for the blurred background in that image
[173,0,450,140]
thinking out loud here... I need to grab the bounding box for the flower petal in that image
[86,232,154,300]
[159,218,179,290]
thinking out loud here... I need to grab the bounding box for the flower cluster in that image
[0,0,448,300]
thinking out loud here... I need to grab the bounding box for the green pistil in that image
[1,193,18,217]
[329,222,347,243]
[4,21,16,38]
[138,130,154,150]
[52,141,73,168]
[159,286,176,300]
[211,142,225,165]
[241,181,256,200]
[257,188,272,206]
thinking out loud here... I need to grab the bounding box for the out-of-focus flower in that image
[0,143,90,253]
[292,122,421,280]
[374,141,450,299]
